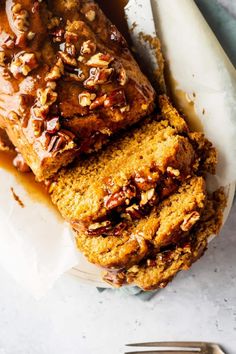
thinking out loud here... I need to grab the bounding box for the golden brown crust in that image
[0,0,155,180]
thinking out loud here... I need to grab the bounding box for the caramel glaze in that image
[0,150,55,210]
[0,0,155,181]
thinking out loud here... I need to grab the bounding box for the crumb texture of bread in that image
[0,0,155,180]
[49,96,222,277]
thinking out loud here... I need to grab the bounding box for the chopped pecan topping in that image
[10,52,38,78]
[45,58,64,81]
[84,67,113,88]
[0,32,15,49]
[12,3,29,32]
[50,28,65,43]
[65,43,76,57]
[78,91,96,107]
[0,52,6,67]
[46,117,60,134]
[125,204,144,220]
[85,9,96,22]
[37,85,57,107]
[117,66,127,86]
[45,129,75,153]
[104,184,136,210]
[87,220,112,236]
[86,53,114,68]
[27,31,36,41]
[62,0,78,10]
[58,51,77,66]
[167,166,181,177]
[32,117,44,137]
[109,25,126,47]
[140,188,156,206]
[104,89,126,108]
[64,67,85,82]
[47,16,61,30]
[80,40,96,55]
[180,211,200,232]
[13,153,31,173]
[89,95,106,110]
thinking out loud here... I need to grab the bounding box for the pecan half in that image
[59,51,77,66]
[86,53,114,67]
[45,58,64,81]
[89,95,106,110]
[78,92,96,107]
[80,40,96,55]
[140,188,155,206]
[87,220,112,236]
[85,9,96,22]
[12,3,29,32]
[125,204,144,220]
[104,89,126,108]
[180,211,200,232]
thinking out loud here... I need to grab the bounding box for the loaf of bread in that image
[48,96,218,273]
[0,0,155,180]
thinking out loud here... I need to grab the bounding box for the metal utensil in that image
[125,341,227,354]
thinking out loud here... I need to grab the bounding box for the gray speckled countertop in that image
[0,1,235,354]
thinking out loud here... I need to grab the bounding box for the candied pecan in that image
[13,153,31,173]
[36,85,57,107]
[12,3,29,32]
[31,117,44,137]
[46,117,60,134]
[104,184,136,210]
[117,66,127,86]
[10,52,38,78]
[0,32,15,50]
[113,222,127,236]
[86,53,114,67]
[85,9,96,22]
[104,89,126,108]
[78,92,96,107]
[27,31,36,41]
[125,204,144,220]
[58,51,77,66]
[89,95,106,110]
[45,58,64,81]
[140,188,156,206]
[65,43,76,57]
[167,166,180,177]
[0,52,5,66]
[104,190,127,210]
[47,16,60,30]
[103,271,126,287]
[31,1,40,14]
[46,134,68,153]
[80,40,96,55]
[87,220,112,236]
[109,25,126,47]
[50,28,65,43]
[180,211,200,232]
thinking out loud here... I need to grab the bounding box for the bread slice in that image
[49,116,194,228]
[0,0,155,181]
[103,188,226,289]
[75,176,206,269]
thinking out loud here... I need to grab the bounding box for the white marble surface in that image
[0,202,235,354]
